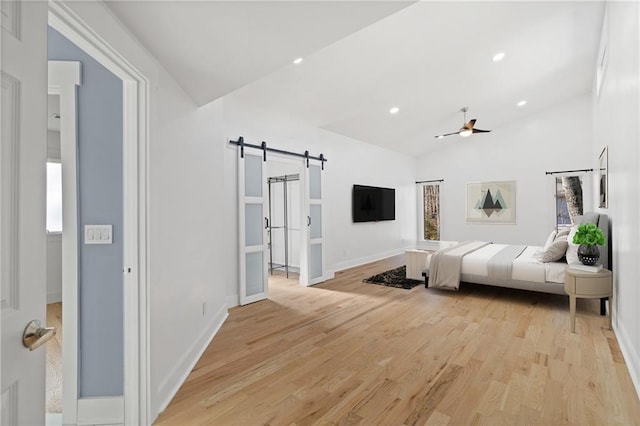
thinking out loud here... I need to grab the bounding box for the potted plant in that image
[572,223,606,265]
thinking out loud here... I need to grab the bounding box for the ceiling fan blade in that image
[467,119,477,129]
[472,128,491,133]
[434,131,460,138]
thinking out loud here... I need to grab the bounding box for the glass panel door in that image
[306,164,324,284]
[238,150,268,305]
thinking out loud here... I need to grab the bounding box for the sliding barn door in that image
[305,164,325,285]
[238,149,268,305]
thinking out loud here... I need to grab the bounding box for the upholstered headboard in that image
[596,213,610,271]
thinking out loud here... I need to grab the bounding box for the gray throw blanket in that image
[487,245,526,280]
[429,241,490,290]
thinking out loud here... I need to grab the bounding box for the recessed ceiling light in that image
[493,52,505,62]
[293,57,303,65]
[389,107,400,115]
[517,100,527,107]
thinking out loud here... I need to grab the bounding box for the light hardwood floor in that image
[155,255,640,425]
[46,302,63,413]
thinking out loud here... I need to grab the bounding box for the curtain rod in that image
[415,179,444,184]
[545,168,593,175]
[230,136,327,169]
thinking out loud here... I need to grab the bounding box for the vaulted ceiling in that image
[107,1,604,155]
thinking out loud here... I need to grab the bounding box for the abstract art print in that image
[466,181,516,224]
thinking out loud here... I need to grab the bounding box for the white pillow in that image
[535,235,568,262]
[555,228,570,240]
[566,225,580,264]
[543,230,557,250]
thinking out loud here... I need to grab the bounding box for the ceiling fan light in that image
[459,129,472,137]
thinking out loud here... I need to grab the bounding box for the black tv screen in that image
[352,185,395,222]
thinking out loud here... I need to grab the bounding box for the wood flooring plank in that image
[46,302,63,414]
[154,256,640,426]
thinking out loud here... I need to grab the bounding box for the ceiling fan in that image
[434,107,491,139]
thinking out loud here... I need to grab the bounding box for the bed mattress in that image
[426,244,567,284]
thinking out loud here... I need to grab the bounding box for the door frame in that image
[48,2,150,424]
[48,60,80,424]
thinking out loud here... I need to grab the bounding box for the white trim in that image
[327,246,414,277]
[156,304,229,415]
[48,60,80,87]
[77,396,124,426]
[48,60,81,426]
[613,314,640,401]
[48,2,150,424]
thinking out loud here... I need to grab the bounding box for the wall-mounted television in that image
[352,184,395,223]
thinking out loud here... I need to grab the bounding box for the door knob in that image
[22,320,56,351]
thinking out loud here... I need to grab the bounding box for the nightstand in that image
[564,267,612,333]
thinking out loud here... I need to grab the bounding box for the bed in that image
[421,213,610,298]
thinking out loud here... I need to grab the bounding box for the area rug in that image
[363,265,423,290]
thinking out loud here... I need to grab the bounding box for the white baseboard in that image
[226,294,239,309]
[77,396,123,425]
[47,290,62,304]
[154,303,229,421]
[613,316,640,400]
[327,246,412,276]
[305,271,335,287]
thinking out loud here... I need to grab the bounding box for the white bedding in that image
[426,243,566,284]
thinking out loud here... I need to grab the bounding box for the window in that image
[47,161,63,232]
[419,184,440,241]
[555,175,583,231]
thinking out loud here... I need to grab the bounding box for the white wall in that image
[63,1,228,420]
[593,1,640,397]
[223,105,417,306]
[415,94,594,246]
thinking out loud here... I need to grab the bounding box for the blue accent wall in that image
[48,26,124,397]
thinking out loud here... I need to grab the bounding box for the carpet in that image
[363,265,423,289]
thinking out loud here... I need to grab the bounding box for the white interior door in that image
[1,1,49,425]
[305,164,325,285]
[238,149,268,305]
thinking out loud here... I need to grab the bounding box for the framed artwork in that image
[599,146,608,208]
[466,181,516,224]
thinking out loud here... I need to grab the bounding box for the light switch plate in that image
[85,225,113,244]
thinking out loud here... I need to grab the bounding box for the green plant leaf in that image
[573,223,606,246]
